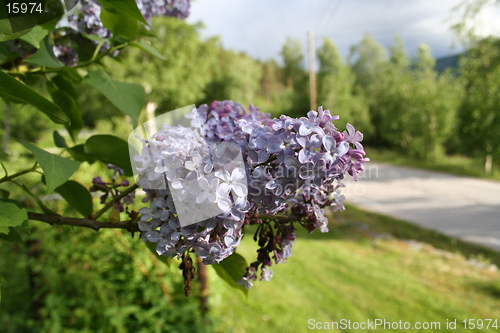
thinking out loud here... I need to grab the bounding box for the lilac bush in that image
[135,101,369,289]
[54,0,191,65]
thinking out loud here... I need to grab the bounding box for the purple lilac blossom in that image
[90,165,135,212]
[135,101,369,288]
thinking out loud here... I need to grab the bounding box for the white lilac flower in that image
[215,168,248,198]
[260,267,273,281]
[195,177,219,204]
[237,277,254,290]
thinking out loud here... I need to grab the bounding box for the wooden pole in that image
[308,30,317,110]
[197,257,209,317]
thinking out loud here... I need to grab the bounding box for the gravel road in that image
[343,163,500,251]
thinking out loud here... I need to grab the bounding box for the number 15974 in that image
[6,3,43,14]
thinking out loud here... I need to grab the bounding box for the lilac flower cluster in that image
[136,101,369,289]
[136,0,190,21]
[67,0,110,39]
[54,0,190,65]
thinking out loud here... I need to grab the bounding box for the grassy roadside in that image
[340,204,500,267]
[1,201,498,332]
[367,147,500,181]
[209,205,500,333]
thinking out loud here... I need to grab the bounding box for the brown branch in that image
[255,214,302,222]
[27,212,139,232]
[92,183,139,220]
[27,210,298,233]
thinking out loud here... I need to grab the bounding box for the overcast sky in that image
[187,0,500,63]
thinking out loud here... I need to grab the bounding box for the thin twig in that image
[92,183,139,220]
[28,212,139,232]
[0,163,38,184]
[0,161,8,178]
[255,214,302,222]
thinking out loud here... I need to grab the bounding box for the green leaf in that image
[100,8,138,40]
[0,19,31,42]
[98,0,148,25]
[83,70,145,127]
[20,142,80,193]
[144,241,172,267]
[16,219,30,234]
[67,144,95,164]
[130,40,166,60]
[63,67,83,83]
[55,180,93,217]
[82,33,110,42]
[0,71,70,125]
[19,26,49,48]
[136,24,157,38]
[49,88,83,141]
[0,149,7,161]
[52,74,78,99]
[212,252,248,296]
[0,189,9,199]
[75,37,98,63]
[53,131,68,148]
[84,135,133,176]
[0,210,29,241]
[25,36,64,68]
[0,227,23,242]
[0,201,28,228]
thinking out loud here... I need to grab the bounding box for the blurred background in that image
[1,0,500,332]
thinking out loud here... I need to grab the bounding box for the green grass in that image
[368,147,500,181]
[208,205,500,333]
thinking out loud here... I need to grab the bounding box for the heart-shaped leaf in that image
[83,70,145,127]
[55,180,93,217]
[0,201,28,228]
[212,252,248,296]
[84,135,133,176]
[20,142,80,193]
[25,36,64,68]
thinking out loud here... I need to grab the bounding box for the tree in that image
[258,59,285,114]
[317,38,372,136]
[204,49,263,106]
[409,44,459,161]
[376,38,459,161]
[280,37,309,116]
[349,34,388,144]
[450,0,500,172]
[350,34,388,95]
[376,37,413,151]
[457,37,500,172]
